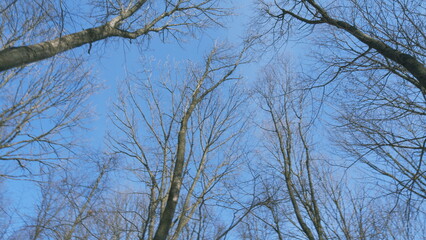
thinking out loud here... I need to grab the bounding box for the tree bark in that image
[302,0,426,91]
[330,20,426,92]
[0,25,122,72]
[153,101,197,240]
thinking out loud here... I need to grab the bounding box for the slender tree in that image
[247,58,422,239]
[108,43,250,240]
[256,0,426,201]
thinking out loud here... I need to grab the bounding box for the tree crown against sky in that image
[0,0,232,72]
[1,0,426,239]
[256,0,426,202]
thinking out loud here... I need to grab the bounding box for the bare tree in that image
[248,58,423,239]
[254,59,327,240]
[7,153,114,240]
[0,57,95,178]
[108,43,249,240]
[256,0,426,201]
[257,0,426,92]
[333,69,426,200]
[0,0,230,72]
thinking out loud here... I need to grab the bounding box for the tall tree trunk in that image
[153,102,197,240]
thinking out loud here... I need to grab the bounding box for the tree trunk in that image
[0,25,121,72]
[153,102,197,240]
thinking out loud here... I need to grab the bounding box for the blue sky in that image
[2,1,330,238]
[3,0,424,238]
[85,0,260,150]
[3,0,262,235]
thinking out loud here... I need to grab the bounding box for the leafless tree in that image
[254,58,327,240]
[257,0,426,92]
[0,0,231,72]
[247,58,424,239]
[333,69,426,201]
[108,43,250,240]
[256,0,426,201]
[6,153,114,240]
[0,57,95,179]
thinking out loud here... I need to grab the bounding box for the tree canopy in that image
[1,0,425,239]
